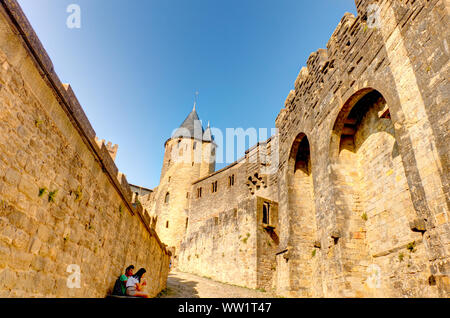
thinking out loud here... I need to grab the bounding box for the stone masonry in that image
[274,0,449,297]
[0,0,448,298]
[0,0,170,297]
[148,0,450,298]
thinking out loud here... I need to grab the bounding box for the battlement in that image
[95,136,119,161]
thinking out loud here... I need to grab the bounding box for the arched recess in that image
[329,88,423,297]
[285,133,319,297]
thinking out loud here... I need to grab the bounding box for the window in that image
[168,176,171,182]
[193,142,197,150]
[262,202,270,225]
[186,218,189,229]
[165,192,170,204]
[229,174,235,186]
[186,192,190,199]
[166,221,169,228]
[211,148,216,156]
[212,181,218,193]
[197,187,202,198]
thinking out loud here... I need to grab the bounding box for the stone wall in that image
[0,0,170,297]
[178,139,279,289]
[179,200,258,288]
[275,0,449,297]
[187,138,278,235]
[255,196,279,291]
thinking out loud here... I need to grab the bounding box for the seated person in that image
[126,268,149,298]
[112,265,134,296]
[120,265,134,295]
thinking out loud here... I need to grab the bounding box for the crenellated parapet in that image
[95,137,119,161]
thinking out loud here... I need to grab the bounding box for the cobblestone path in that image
[158,271,276,298]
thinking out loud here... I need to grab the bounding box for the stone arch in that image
[329,88,425,297]
[284,133,319,297]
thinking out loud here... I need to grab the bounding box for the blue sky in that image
[18,0,356,189]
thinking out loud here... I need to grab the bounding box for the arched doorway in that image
[330,89,424,297]
[285,133,319,297]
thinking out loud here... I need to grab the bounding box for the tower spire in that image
[193,91,199,111]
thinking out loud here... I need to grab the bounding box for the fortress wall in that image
[179,140,280,289]
[275,0,449,297]
[187,161,246,233]
[187,138,279,234]
[178,199,259,289]
[255,197,279,291]
[0,1,169,297]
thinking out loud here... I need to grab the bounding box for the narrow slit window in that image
[262,202,270,225]
[165,192,170,204]
[229,174,235,186]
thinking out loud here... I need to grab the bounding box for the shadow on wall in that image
[157,274,200,298]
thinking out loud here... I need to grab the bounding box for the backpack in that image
[112,276,125,296]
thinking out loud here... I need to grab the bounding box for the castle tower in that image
[153,103,215,262]
[201,121,216,177]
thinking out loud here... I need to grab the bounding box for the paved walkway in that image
[158,271,276,298]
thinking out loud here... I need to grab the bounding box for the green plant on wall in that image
[398,252,404,262]
[361,212,368,221]
[38,187,47,197]
[407,241,416,253]
[34,119,43,128]
[363,24,368,33]
[48,190,58,203]
[312,249,317,257]
[119,204,123,214]
[242,232,250,244]
[74,186,83,203]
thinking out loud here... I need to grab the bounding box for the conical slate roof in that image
[203,122,213,142]
[172,105,211,141]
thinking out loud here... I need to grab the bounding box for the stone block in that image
[18,174,38,201]
[29,237,42,255]
[0,268,17,290]
[4,168,21,186]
